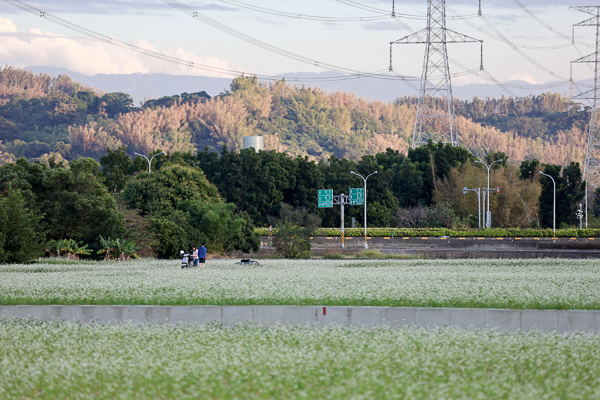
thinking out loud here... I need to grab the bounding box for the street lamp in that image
[350,170,377,249]
[539,171,556,239]
[475,159,503,228]
[463,187,481,229]
[134,151,165,173]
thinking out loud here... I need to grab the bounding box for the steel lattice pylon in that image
[572,6,600,226]
[391,0,481,148]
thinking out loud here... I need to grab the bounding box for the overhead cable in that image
[335,0,477,20]
[218,0,390,22]
[1,0,413,84]
[162,0,416,81]
[513,0,593,48]
[448,6,572,51]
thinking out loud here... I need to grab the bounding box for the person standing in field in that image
[192,247,199,268]
[198,243,207,267]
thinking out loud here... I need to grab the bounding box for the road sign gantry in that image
[317,189,364,249]
[349,188,364,205]
[318,189,333,208]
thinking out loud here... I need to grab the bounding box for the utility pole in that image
[475,159,503,228]
[572,6,600,228]
[390,0,482,148]
[340,193,345,249]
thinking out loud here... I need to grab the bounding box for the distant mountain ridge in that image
[0,67,589,171]
[24,66,587,105]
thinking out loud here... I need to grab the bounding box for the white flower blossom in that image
[1,258,599,309]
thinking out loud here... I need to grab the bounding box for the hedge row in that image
[256,227,600,238]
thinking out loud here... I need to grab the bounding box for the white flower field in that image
[1,258,600,309]
[0,319,599,399]
[2,258,600,398]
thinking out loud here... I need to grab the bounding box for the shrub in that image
[270,204,320,259]
[255,227,600,238]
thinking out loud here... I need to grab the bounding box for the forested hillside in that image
[0,66,590,167]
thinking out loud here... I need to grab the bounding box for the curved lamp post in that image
[350,170,377,249]
[475,159,503,228]
[539,171,556,239]
[134,151,165,173]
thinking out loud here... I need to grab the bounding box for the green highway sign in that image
[318,189,333,208]
[349,188,364,205]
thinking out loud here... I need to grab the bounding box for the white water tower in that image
[242,136,264,152]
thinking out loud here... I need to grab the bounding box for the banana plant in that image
[97,236,140,261]
[46,239,91,260]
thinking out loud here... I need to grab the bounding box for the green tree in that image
[0,157,125,253]
[519,159,540,180]
[484,150,508,168]
[0,186,46,263]
[408,141,475,206]
[355,154,399,227]
[150,201,259,258]
[100,92,134,117]
[539,164,562,229]
[122,164,221,215]
[559,162,585,227]
[394,159,425,207]
[197,147,294,224]
[178,201,259,254]
[100,146,135,192]
[539,162,584,228]
[282,155,325,214]
[151,214,188,258]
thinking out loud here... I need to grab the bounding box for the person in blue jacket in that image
[198,243,207,267]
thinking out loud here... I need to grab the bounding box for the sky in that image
[0,0,596,97]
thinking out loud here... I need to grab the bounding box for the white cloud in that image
[0,16,17,32]
[0,17,243,77]
[508,73,542,85]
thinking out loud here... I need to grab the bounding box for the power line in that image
[448,6,571,51]
[477,13,580,85]
[218,0,390,22]
[335,0,477,21]
[162,0,416,81]
[2,0,422,85]
[447,5,592,94]
[510,0,595,75]
[514,0,594,48]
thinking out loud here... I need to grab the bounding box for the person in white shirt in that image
[192,247,199,268]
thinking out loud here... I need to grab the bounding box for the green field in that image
[1,319,598,400]
[2,258,600,310]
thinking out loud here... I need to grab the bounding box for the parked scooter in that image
[180,250,194,269]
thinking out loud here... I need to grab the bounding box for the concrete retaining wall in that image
[412,249,600,259]
[1,305,598,334]
[309,236,600,250]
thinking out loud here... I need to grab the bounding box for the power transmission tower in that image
[390,0,482,148]
[572,6,600,227]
